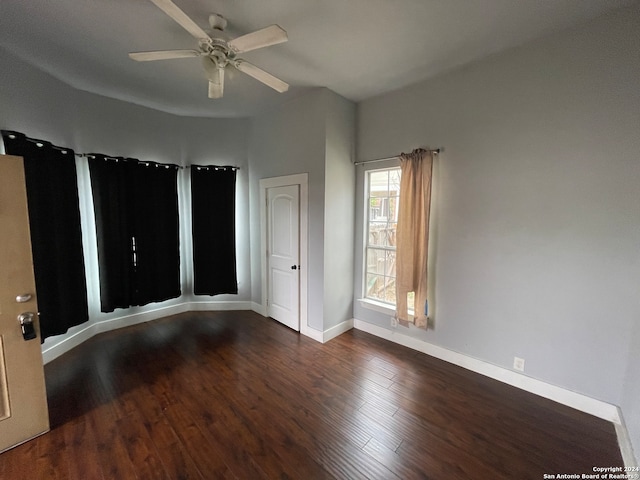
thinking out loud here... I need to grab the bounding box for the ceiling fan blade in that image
[148,0,210,40]
[228,25,288,54]
[129,50,201,61]
[208,68,225,99]
[235,60,289,93]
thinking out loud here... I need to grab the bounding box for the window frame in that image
[363,166,402,307]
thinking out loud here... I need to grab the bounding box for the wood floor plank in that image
[362,437,438,480]
[171,333,374,478]
[115,411,172,480]
[126,380,206,480]
[162,402,238,479]
[34,423,71,480]
[63,418,105,480]
[0,311,623,479]
[87,401,141,480]
[2,438,39,480]
[358,400,510,479]
[146,350,276,479]
[179,325,400,479]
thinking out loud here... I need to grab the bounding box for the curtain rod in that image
[4,132,239,171]
[186,165,240,171]
[76,153,184,169]
[354,148,442,166]
[77,155,240,171]
[12,133,72,155]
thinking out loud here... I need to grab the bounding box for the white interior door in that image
[0,155,50,453]
[267,185,300,330]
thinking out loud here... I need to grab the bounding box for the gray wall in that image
[0,48,251,351]
[248,88,356,332]
[356,2,640,419]
[323,91,356,330]
[248,89,328,330]
[622,320,640,463]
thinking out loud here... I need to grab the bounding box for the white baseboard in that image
[323,318,354,343]
[301,323,323,343]
[615,408,639,468]
[251,301,268,317]
[41,301,250,364]
[42,302,189,364]
[42,300,342,363]
[300,319,353,344]
[251,301,325,343]
[189,301,252,311]
[353,319,621,424]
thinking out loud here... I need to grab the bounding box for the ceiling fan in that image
[129,0,289,99]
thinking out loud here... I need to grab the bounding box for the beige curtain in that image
[396,148,433,328]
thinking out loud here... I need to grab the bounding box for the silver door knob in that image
[18,312,35,324]
[18,312,37,341]
[16,293,32,303]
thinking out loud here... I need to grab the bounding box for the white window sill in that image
[357,298,416,318]
[358,298,396,316]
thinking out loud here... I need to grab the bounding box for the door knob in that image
[291,265,300,270]
[16,293,32,303]
[18,312,37,341]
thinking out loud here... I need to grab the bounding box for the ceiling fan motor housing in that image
[199,37,236,68]
[200,14,236,69]
[209,13,227,32]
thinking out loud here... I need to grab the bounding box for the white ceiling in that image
[0,0,634,118]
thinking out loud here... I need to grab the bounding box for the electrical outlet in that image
[513,357,525,372]
[390,316,398,327]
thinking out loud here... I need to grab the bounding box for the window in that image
[365,168,401,305]
[364,149,436,319]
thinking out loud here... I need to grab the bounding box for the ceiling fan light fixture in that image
[208,68,224,98]
[202,56,220,74]
[208,77,224,98]
[203,57,224,98]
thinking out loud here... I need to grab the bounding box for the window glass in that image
[365,167,401,306]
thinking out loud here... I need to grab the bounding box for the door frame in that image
[259,173,309,337]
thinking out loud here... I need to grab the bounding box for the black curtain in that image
[132,161,181,305]
[87,156,136,311]
[1,130,89,341]
[88,156,181,312]
[191,166,238,295]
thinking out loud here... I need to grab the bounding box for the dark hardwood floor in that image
[0,311,623,479]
